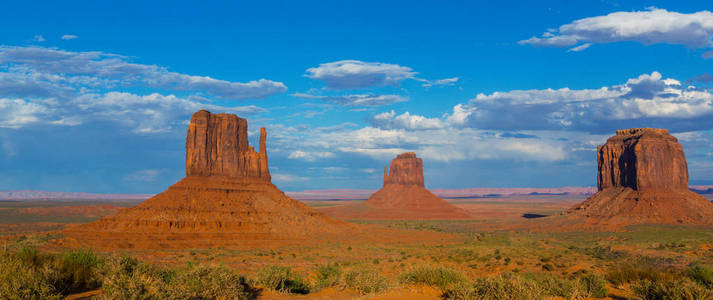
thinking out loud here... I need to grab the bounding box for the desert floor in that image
[2,194,713,299]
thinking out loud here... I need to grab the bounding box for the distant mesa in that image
[562,128,713,229]
[63,110,347,249]
[321,152,471,220]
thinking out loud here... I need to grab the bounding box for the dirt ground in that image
[3,194,713,299]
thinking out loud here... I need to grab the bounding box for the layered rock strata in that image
[322,152,470,220]
[564,128,713,229]
[64,110,345,249]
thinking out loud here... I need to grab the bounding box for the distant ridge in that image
[0,190,152,201]
[3,186,710,201]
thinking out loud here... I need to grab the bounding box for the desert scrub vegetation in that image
[342,269,391,295]
[632,278,713,300]
[442,272,607,300]
[400,264,468,291]
[0,247,103,299]
[254,265,310,294]
[313,263,342,290]
[100,255,256,299]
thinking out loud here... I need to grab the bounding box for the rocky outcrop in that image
[383,152,424,187]
[562,128,713,230]
[64,110,346,249]
[597,128,688,191]
[186,110,270,181]
[322,152,470,220]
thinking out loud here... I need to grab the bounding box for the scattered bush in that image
[343,269,390,295]
[400,264,467,291]
[53,249,103,294]
[443,272,607,300]
[688,264,713,288]
[0,250,62,300]
[632,278,713,300]
[606,262,672,286]
[313,264,342,290]
[255,266,309,294]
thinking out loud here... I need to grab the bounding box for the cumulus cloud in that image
[305,60,417,89]
[448,71,713,133]
[0,46,287,100]
[0,98,48,128]
[371,110,445,130]
[0,46,276,133]
[61,35,78,40]
[520,8,713,57]
[33,35,45,42]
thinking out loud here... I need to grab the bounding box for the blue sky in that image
[1,1,713,193]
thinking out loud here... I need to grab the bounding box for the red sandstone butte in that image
[564,128,713,229]
[321,152,470,220]
[63,110,346,250]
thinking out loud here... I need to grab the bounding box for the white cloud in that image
[0,98,49,128]
[371,110,445,130]
[305,60,417,89]
[271,173,308,182]
[61,35,78,40]
[123,169,163,182]
[33,35,45,42]
[520,8,713,57]
[293,92,407,106]
[288,150,336,161]
[449,71,713,132]
[422,77,459,88]
[0,46,287,100]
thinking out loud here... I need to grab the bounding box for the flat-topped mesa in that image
[383,152,425,187]
[186,110,270,181]
[597,127,687,192]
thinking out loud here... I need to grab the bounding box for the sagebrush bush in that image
[443,272,608,300]
[53,249,103,294]
[400,264,468,290]
[606,262,672,286]
[0,250,62,300]
[101,255,255,300]
[632,278,713,300]
[343,269,390,295]
[688,264,713,288]
[255,266,310,294]
[313,264,342,290]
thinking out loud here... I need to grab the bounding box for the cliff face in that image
[335,152,471,220]
[383,152,425,187]
[597,128,688,191]
[186,110,270,181]
[64,110,347,250]
[562,128,713,230]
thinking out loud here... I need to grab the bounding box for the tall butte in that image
[64,110,346,249]
[322,152,470,220]
[564,128,713,229]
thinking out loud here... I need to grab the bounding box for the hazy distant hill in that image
[0,190,152,201]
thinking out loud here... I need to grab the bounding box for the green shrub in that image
[606,262,671,286]
[688,264,713,288]
[255,266,309,294]
[632,278,713,300]
[314,264,342,290]
[101,255,255,300]
[53,249,103,294]
[400,264,467,291]
[0,251,62,300]
[165,264,255,299]
[443,273,607,300]
[343,269,390,295]
[577,274,607,298]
